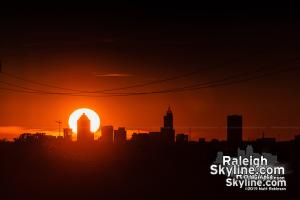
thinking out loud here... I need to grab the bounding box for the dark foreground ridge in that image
[0,138,299,200]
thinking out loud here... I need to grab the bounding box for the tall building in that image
[164,106,173,129]
[101,125,114,143]
[63,128,73,141]
[114,127,127,143]
[77,113,94,143]
[227,115,243,148]
[161,106,175,144]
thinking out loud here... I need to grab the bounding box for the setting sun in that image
[68,108,100,133]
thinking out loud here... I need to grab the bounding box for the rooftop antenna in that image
[55,120,62,137]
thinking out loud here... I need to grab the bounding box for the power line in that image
[1,71,85,92]
[0,64,227,95]
[70,64,299,96]
[104,64,278,95]
[106,65,299,96]
[0,64,298,97]
[0,67,208,93]
[74,65,298,97]
[0,56,251,94]
[0,63,279,95]
[0,80,50,93]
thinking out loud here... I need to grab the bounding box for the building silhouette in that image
[77,113,94,143]
[114,127,127,143]
[63,128,73,141]
[295,134,300,144]
[176,133,188,144]
[227,115,242,148]
[101,125,114,143]
[149,131,162,142]
[131,133,149,143]
[198,138,206,144]
[164,106,173,129]
[15,133,56,143]
[161,106,175,144]
[256,132,276,144]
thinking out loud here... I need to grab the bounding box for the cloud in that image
[95,73,133,77]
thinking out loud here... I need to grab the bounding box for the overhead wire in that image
[0,64,298,97]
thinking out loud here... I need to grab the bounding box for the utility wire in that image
[104,64,283,95]
[1,71,85,92]
[0,55,255,94]
[1,66,211,93]
[102,65,299,96]
[0,65,298,97]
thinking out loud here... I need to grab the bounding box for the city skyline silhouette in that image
[9,106,300,145]
[2,105,299,199]
[1,5,300,199]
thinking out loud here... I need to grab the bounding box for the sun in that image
[69,108,100,133]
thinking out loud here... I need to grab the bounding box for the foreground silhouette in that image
[0,136,299,200]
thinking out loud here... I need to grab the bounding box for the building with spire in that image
[160,106,175,144]
[77,113,94,143]
[164,106,173,129]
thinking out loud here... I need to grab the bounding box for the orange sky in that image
[0,52,300,141]
[1,8,300,141]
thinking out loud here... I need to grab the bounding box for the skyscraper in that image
[77,113,94,143]
[114,127,127,143]
[164,106,173,129]
[161,106,175,144]
[101,125,114,143]
[227,115,243,148]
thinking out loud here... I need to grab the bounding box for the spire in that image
[167,105,172,114]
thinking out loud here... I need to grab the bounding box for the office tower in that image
[114,127,127,143]
[227,115,242,148]
[164,106,173,128]
[77,113,94,142]
[161,106,175,144]
[101,125,114,143]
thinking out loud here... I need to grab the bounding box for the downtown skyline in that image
[1,5,300,199]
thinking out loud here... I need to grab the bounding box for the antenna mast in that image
[55,120,62,137]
